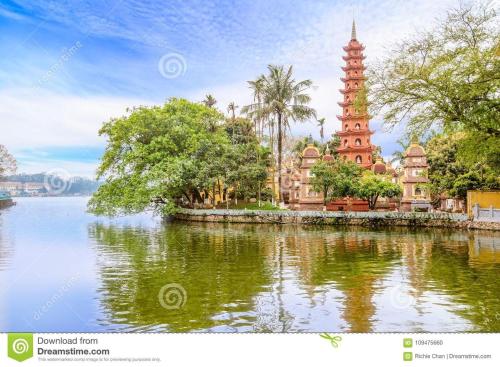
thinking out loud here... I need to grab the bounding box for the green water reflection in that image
[89,222,500,332]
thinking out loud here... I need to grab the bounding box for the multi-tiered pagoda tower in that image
[336,21,374,169]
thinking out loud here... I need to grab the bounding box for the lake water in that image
[0,197,498,332]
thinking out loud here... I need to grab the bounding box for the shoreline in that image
[173,209,500,231]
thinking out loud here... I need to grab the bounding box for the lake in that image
[0,197,498,332]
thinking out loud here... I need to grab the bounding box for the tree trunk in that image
[277,112,283,204]
[258,182,261,207]
[269,120,276,205]
[212,183,216,208]
[217,179,222,204]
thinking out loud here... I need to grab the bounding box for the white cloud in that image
[0,88,156,150]
[0,0,468,176]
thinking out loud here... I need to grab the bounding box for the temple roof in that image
[302,144,320,158]
[404,143,426,157]
[372,159,387,174]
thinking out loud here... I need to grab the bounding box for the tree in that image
[243,65,316,204]
[368,2,500,171]
[310,160,336,207]
[355,171,402,210]
[203,94,217,108]
[247,76,266,139]
[390,138,410,166]
[227,102,238,121]
[0,145,16,178]
[426,132,499,203]
[310,158,362,204]
[222,117,271,206]
[317,117,326,142]
[88,98,228,216]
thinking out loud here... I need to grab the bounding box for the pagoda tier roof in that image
[342,55,366,61]
[336,129,374,136]
[403,162,428,168]
[338,101,353,107]
[339,88,362,94]
[336,114,370,121]
[341,76,366,82]
[401,177,430,184]
[337,146,373,153]
[341,65,366,72]
[343,44,365,51]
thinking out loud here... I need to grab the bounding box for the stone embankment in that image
[173,209,500,231]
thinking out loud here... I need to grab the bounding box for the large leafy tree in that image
[426,132,499,203]
[88,98,229,215]
[355,172,402,210]
[310,160,337,207]
[223,117,271,205]
[0,144,16,178]
[243,65,316,204]
[368,2,499,171]
[310,158,362,204]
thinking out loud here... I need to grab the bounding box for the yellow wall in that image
[467,190,500,217]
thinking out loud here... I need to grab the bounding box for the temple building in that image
[282,20,400,212]
[400,141,432,212]
[288,144,334,210]
[336,21,374,169]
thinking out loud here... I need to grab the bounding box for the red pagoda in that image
[336,20,374,169]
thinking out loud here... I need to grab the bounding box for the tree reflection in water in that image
[88,222,499,332]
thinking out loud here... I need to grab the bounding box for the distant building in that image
[0,181,45,196]
[400,141,432,212]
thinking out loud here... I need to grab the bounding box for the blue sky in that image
[0,0,457,177]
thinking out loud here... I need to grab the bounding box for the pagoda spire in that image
[351,19,357,40]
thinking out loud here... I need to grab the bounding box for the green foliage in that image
[355,171,402,210]
[368,2,500,197]
[88,98,269,216]
[311,160,401,209]
[426,132,499,202]
[243,65,316,202]
[368,2,499,138]
[310,159,362,204]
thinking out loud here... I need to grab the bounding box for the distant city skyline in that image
[0,0,457,177]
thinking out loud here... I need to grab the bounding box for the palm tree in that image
[243,65,316,205]
[390,138,410,166]
[247,76,265,139]
[203,94,217,108]
[317,117,326,142]
[227,102,238,121]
